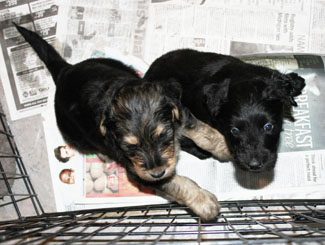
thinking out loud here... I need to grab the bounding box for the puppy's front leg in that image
[183,119,231,162]
[156,175,220,221]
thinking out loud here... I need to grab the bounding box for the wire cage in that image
[1,107,325,244]
[0,109,44,220]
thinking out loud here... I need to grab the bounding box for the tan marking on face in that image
[166,155,177,167]
[130,156,144,167]
[154,124,165,137]
[99,116,107,136]
[123,135,139,145]
[162,145,175,161]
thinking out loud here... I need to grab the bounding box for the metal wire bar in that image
[64,210,129,244]
[6,212,100,244]
[151,208,176,244]
[1,200,323,244]
[0,159,21,219]
[108,215,153,244]
[0,153,21,158]
[0,171,29,178]
[0,196,39,208]
[0,128,13,137]
[221,214,248,242]
[23,212,109,245]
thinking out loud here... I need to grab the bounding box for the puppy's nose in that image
[249,159,262,169]
[150,170,165,179]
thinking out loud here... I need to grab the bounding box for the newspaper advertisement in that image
[0,0,58,120]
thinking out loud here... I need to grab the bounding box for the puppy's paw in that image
[210,141,232,162]
[187,189,221,222]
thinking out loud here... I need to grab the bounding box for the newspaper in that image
[55,0,149,69]
[1,0,325,211]
[2,0,325,119]
[42,50,325,211]
[144,0,323,63]
[0,0,58,120]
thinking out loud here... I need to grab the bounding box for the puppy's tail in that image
[14,23,69,84]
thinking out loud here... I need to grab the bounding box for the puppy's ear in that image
[99,111,116,137]
[203,79,230,116]
[263,72,305,106]
[99,115,107,136]
[286,73,306,97]
[172,106,180,122]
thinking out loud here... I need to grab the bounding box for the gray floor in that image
[0,83,56,220]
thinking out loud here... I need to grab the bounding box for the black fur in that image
[15,24,186,184]
[145,49,305,172]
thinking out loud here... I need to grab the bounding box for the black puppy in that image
[15,25,230,221]
[145,49,305,172]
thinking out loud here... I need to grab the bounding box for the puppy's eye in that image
[230,127,240,135]
[158,131,168,140]
[123,144,138,151]
[263,122,274,132]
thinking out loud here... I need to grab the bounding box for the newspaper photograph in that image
[84,154,155,198]
[0,0,58,120]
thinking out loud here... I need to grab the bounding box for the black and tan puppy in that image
[145,49,305,172]
[15,25,230,221]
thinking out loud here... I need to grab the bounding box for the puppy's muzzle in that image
[149,170,166,179]
[240,158,276,172]
[132,159,177,182]
[248,159,263,171]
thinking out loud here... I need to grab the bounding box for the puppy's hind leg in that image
[156,175,220,222]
